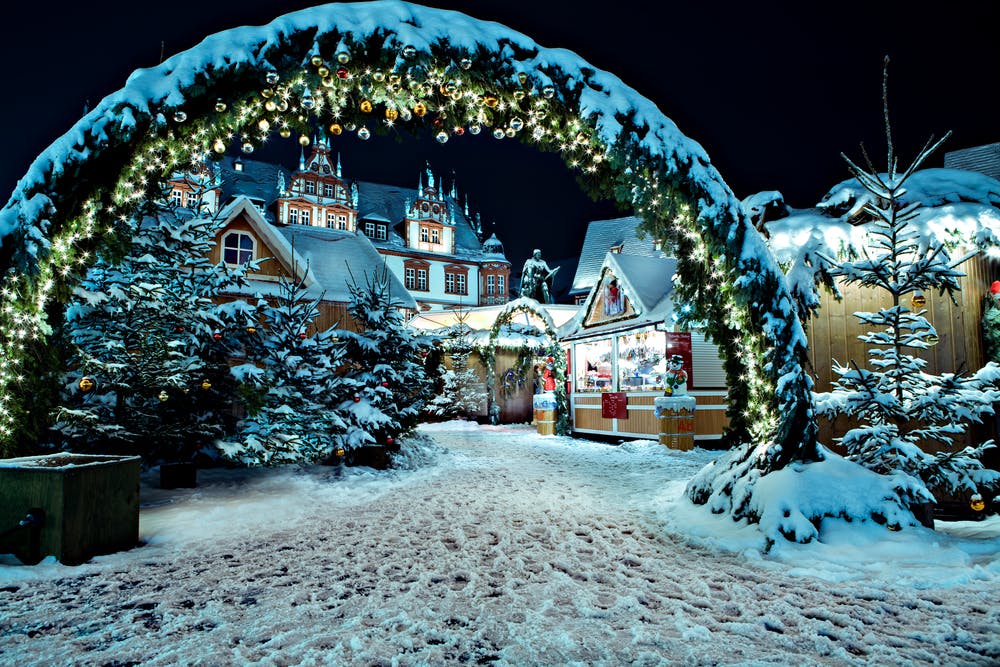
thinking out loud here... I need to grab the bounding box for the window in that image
[171,189,183,207]
[234,161,244,172]
[323,183,334,197]
[185,192,199,209]
[431,228,440,244]
[305,181,316,195]
[375,225,387,241]
[445,267,468,295]
[486,274,495,295]
[327,212,337,228]
[300,209,311,226]
[364,221,376,237]
[445,273,455,294]
[456,274,466,295]
[223,232,254,265]
[420,227,429,243]
[288,208,299,225]
[338,215,348,230]
[405,268,416,290]
[417,269,428,291]
[498,274,506,296]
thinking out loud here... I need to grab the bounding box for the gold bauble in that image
[927,333,940,345]
[212,139,227,154]
[911,293,927,308]
[360,99,373,113]
[373,70,385,82]
[329,123,343,136]
[258,119,270,132]
[317,65,330,78]
[413,102,428,117]
[299,135,311,146]
[385,107,399,120]
[517,72,528,85]
[158,390,169,402]
[277,100,288,112]
[388,73,401,85]
[264,99,277,112]
[311,55,324,66]
[483,95,499,108]
[970,495,986,512]
[214,99,227,112]
[261,88,274,98]
[336,51,351,64]
[279,127,291,138]
[505,127,516,138]
[321,76,334,88]
[201,380,212,391]
[78,377,94,392]
[246,324,258,334]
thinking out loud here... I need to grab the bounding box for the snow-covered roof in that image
[944,142,1000,183]
[277,224,417,309]
[218,157,291,221]
[561,252,676,340]
[570,216,664,295]
[407,302,579,332]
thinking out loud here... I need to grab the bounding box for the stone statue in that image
[520,249,560,304]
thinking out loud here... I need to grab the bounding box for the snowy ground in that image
[2,422,999,666]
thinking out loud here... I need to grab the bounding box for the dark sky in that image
[1,0,997,268]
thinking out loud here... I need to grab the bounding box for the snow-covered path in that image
[2,423,998,665]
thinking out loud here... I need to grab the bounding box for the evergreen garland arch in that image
[0,0,818,532]
[484,297,568,435]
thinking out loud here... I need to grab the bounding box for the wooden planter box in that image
[0,453,141,565]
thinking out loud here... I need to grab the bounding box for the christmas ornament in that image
[317,65,330,78]
[78,377,94,392]
[310,55,324,66]
[991,281,1000,298]
[329,123,343,136]
[301,93,315,110]
[381,381,389,387]
[299,135,311,146]
[469,124,481,135]
[321,76,334,88]
[373,70,385,82]
[360,99,373,113]
[505,127,516,138]
[334,447,346,458]
[264,99,277,112]
[513,90,525,101]
[158,390,169,402]
[212,139,226,154]
[911,292,926,308]
[345,122,357,131]
[493,128,505,139]
[357,126,371,140]
[542,85,555,98]
[201,380,212,391]
[402,44,417,59]
[215,99,227,112]
[298,331,308,340]
[241,142,254,154]
[388,73,402,85]
[246,324,257,334]
[174,326,185,334]
[517,72,528,85]
[483,95,499,108]
[266,71,280,85]
[261,88,274,98]
[927,333,940,345]
[510,118,524,132]
[460,57,472,70]
[353,393,361,402]
[173,111,187,123]
[258,119,270,132]
[212,330,223,341]
[454,126,465,136]
[279,127,291,138]
[336,67,349,79]
[277,100,289,112]
[336,51,351,64]
[413,102,428,117]
[386,436,394,445]
[970,494,985,512]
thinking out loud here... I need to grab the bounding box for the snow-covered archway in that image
[0,0,818,532]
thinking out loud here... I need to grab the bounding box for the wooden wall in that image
[572,392,728,441]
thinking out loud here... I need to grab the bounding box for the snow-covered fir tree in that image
[53,192,254,460]
[218,269,347,466]
[425,311,487,419]
[814,69,1000,512]
[334,264,429,457]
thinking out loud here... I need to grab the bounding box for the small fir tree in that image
[815,60,1000,511]
[426,314,488,419]
[334,264,429,455]
[53,197,254,460]
[218,269,347,466]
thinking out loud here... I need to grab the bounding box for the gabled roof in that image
[277,225,417,309]
[216,157,291,222]
[570,215,664,295]
[561,252,677,340]
[218,196,316,289]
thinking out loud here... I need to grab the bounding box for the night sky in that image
[1,0,997,269]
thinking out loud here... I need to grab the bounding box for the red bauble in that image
[453,126,465,136]
[298,332,308,340]
[336,67,349,79]
[381,381,389,387]
[353,393,361,403]
[386,436,394,445]
[212,331,222,341]
[175,325,185,334]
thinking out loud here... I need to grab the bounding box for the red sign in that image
[602,392,628,419]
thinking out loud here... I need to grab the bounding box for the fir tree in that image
[334,264,429,456]
[425,311,488,419]
[814,59,1000,511]
[53,195,254,460]
[218,269,347,466]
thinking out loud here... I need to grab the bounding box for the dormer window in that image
[223,231,254,265]
[323,183,334,198]
[305,181,316,195]
[234,161,244,172]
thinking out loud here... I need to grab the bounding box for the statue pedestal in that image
[654,396,696,451]
[533,391,557,436]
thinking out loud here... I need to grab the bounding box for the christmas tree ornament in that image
[279,127,291,138]
[336,51,351,64]
[483,95,499,108]
[510,118,524,132]
[277,100,289,112]
[78,377,94,392]
[345,122,357,131]
[310,55,324,66]
[388,73,402,85]
[174,325,185,334]
[542,85,555,98]
[212,139,226,154]
[513,90,526,101]
[386,436,394,445]
[299,134,311,146]
[360,99,373,113]
[329,123,343,136]
[373,70,385,82]
[451,90,463,102]
[336,67,349,79]
[241,142,254,153]
[201,379,212,391]
[215,99,227,112]
[353,393,361,402]
[517,72,528,85]
[334,447,346,458]
[460,57,472,70]
[357,126,371,140]
[493,128,505,139]
[321,76,334,88]
[381,381,389,387]
[504,127,516,138]
[385,107,399,120]
[158,390,169,402]
[264,99,277,112]
[413,102,428,117]
[926,333,939,345]
[258,119,270,132]
[469,123,481,135]
[576,132,589,144]
[911,292,926,307]
[266,71,280,85]
[453,126,465,136]
[402,44,417,59]
[246,324,257,334]
[317,65,330,78]
[436,131,449,144]
[301,94,315,111]
[261,88,274,98]
[970,494,985,511]
[400,108,412,121]
[298,331,308,340]
[445,81,458,93]
[212,330,223,341]
[173,111,188,123]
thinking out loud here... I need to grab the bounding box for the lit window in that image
[300,210,311,226]
[305,181,316,195]
[338,215,348,230]
[457,274,466,295]
[417,269,428,291]
[498,274,506,294]
[234,161,244,172]
[288,209,299,225]
[327,212,337,228]
[223,232,254,265]
[185,192,198,208]
[487,274,495,295]
[431,228,440,244]
[405,268,416,290]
